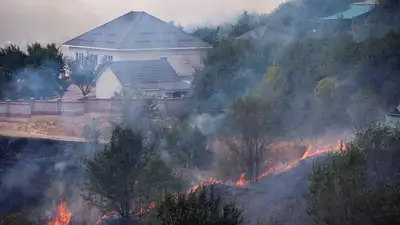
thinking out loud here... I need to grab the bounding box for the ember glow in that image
[47,199,72,225]
[235,139,346,186]
[60,139,346,224]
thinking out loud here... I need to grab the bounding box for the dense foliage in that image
[309,123,400,224]
[155,185,245,225]
[82,125,184,221]
[0,43,69,100]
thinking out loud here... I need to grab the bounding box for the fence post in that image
[84,98,89,114]
[57,98,62,115]
[30,98,35,116]
[5,99,10,117]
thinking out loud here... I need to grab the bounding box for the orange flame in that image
[235,139,345,186]
[236,173,246,186]
[47,200,72,225]
[95,140,346,222]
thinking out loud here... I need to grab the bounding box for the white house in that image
[62,11,213,81]
[95,58,191,99]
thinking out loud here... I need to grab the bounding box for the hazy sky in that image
[0,0,284,46]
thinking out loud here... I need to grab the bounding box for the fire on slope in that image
[189,139,346,191]
[235,139,345,186]
[48,140,345,225]
[47,199,72,225]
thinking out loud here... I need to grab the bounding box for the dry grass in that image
[0,114,113,142]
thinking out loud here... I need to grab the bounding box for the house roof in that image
[320,4,374,21]
[236,25,293,43]
[103,59,190,90]
[63,11,212,50]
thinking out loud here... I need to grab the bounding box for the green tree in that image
[254,65,289,99]
[67,55,99,97]
[163,120,212,169]
[221,96,280,181]
[82,125,183,221]
[25,43,69,98]
[0,45,28,99]
[308,122,400,224]
[192,26,221,46]
[156,185,246,225]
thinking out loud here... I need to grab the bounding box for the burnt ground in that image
[0,135,325,225]
[0,135,96,222]
[212,156,327,225]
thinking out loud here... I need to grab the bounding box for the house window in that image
[89,54,99,66]
[102,55,113,63]
[75,52,84,62]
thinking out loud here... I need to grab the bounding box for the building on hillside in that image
[236,25,293,45]
[313,0,377,35]
[95,58,190,99]
[62,11,212,82]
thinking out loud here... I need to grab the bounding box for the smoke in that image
[0,137,100,224]
[188,113,225,136]
[0,0,284,46]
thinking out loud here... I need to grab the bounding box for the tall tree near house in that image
[0,45,28,99]
[25,43,69,98]
[221,96,280,181]
[82,125,183,221]
[67,55,99,97]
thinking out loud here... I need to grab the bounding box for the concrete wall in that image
[0,99,187,118]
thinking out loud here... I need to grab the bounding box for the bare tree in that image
[221,96,280,181]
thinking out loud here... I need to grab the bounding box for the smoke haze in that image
[0,0,284,46]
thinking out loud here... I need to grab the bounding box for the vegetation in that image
[308,123,400,224]
[82,125,183,221]
[2,0,400,224]
[67,55,100,97]
[220,96,280,180]
[0,213,32,225]
[155,185,245,225]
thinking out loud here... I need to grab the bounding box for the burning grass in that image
[43,139,346,225]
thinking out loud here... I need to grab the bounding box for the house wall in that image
[95,67,122,99]
[63,47,209,77]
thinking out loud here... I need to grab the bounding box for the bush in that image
[308,122,400,224]
[155,185,246,225]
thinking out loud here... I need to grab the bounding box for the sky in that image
[0,0,284,46]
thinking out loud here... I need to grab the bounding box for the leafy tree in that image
[25,43,69,98]
[163,120,212,169]
[254,65,289,100]
[192,37,272,110]
[67,55,99,97]
[156,185,246,225]
[192,26,221,46]
[308,122,400,224]
[82,125,183,221]
[0,45,28,99]
[221,96,280,181]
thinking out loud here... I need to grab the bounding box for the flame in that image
[235,139,345,186]
[136,201,156,216]
[47,200,72,225]
[95,140,346,222]
[236,173,246,186]
[95,211,119,225]
[186,179,221,194]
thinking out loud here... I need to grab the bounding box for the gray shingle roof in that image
[63,11,212,50]
[105,59,190,90]
[236,25,293,43]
